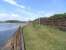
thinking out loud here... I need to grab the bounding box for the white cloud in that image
[4,0,25,8]
[0,13,30,21]
[3,0,38,20]
[2,0,56,21]
[3,0,49,20]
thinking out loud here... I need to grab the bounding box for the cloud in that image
[3,0,50,20]
[4,0,25,8]
[2,0,57,21]
[3,0,38,20]
[0,13,17,20]
[0,13,29,21]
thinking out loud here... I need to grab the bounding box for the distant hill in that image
[5,20,26,23]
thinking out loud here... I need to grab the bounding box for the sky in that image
[0,0,66,21]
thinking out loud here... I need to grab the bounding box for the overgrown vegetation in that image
[23,13,66,50]
[36,13,66,31]
[23,23,66,50]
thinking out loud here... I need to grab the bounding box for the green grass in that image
[23,24,66,50]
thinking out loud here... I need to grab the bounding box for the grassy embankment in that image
[23,23,66,50]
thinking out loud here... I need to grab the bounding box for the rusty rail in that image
[10,26,25,50]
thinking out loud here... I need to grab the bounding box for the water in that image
[0,23,19,47]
